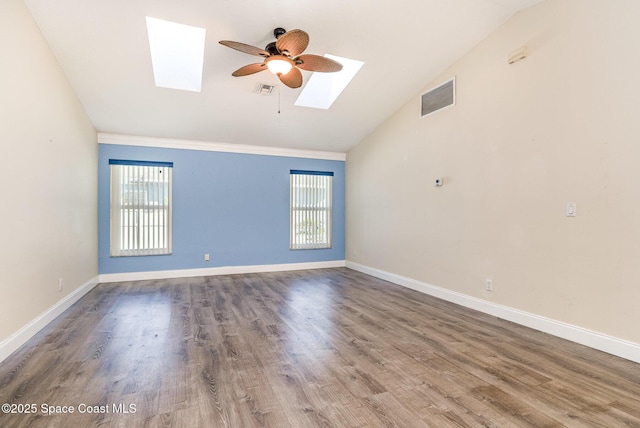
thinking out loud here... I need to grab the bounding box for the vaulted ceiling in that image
[25,0,542,153]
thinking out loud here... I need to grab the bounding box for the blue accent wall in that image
[98,144,345,274]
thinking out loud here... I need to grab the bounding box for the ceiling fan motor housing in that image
[265,41,279,56]
[267,28,287,55]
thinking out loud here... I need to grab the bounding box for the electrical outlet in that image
[58,278,63,292]
[485,278,493,292]
[204,253,210,262]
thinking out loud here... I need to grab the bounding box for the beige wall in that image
[0,0,97,342]
[347,0,640,344]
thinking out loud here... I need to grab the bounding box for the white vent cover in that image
[420,77,455,118]
[254,83,275,95]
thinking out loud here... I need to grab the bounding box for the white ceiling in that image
[25,0,542,153]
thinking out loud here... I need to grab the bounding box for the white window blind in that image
[110,160,173,257]
[290,170,333,250]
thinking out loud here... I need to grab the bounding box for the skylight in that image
[145,17,206,92]
[295,54,364,110]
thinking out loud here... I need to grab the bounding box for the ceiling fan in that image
[219,28,343,89]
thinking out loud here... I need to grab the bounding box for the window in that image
[290,170,333,249]
[110,160,173,256]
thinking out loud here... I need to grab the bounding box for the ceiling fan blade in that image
[232,63,267,76]
[276,29,309,57]
[278,67,303,88]
[219,40,270,57]
[295,54,343,72]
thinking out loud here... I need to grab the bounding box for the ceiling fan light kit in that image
[219,28,343,89]
[265,56,294,76]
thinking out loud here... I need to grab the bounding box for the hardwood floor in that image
[1,268,639,427]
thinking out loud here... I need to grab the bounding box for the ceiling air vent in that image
[254,83,275,95]
[420,77,455,118]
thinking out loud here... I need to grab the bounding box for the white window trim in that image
[110,160,173,257]
[290,170,333,250]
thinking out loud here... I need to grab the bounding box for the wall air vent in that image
[420,77,455,118]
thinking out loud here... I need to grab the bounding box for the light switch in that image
[566,202,576,217]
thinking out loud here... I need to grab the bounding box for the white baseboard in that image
[98,260,347,283]
[9,262,636,365]
[346,261,640,364]
[0,276,99,363]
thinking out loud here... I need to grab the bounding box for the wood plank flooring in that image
[1,268,639,427]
